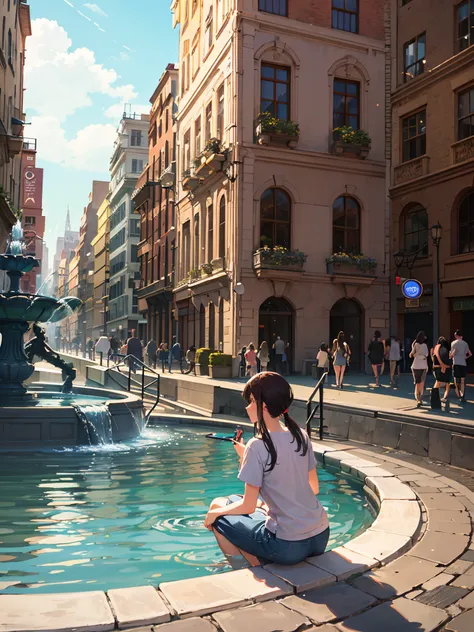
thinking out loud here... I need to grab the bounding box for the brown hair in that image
[242,372,308,472]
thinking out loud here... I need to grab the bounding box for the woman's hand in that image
[203,509,220,530]
[232,439,246,460]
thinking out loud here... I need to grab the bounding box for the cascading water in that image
[73,404,114,445]
[8,221,25,256]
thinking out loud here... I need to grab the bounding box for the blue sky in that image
[25,0,178,262]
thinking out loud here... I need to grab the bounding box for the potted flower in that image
[331,126,371,159]
[255,112,300,149]
[200,262,214,276]
[209,352,233,378]
[254,246,307,269]
[195,347,212,376]
[326,252,377,275]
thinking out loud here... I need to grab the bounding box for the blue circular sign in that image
[402,279,423,299]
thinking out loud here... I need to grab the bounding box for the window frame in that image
[401,109,426,163]
[332,195,361,255]
[217,84,225,141]
[458,191,474,254]
[218,196,226,259]
[260,62,291,121]
[457,0,474,53]
[457,85,474,141]
[403,205,429,258]
[207,204,214,261]
[332,0,359,35]
[259,187,291,250]
[258,0,288,17]
[403,32,426,82]
[333,79,360,130]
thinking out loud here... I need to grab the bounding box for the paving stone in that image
[458,589,474,609]
[281,583,376,624]
[452,567,474,589]
[446,605,463,618]
[422,573,455,591]
[343,529,411,564]
[340,458,385,474]
[415,585,469,609]
[461,550,474,562]
[446,560,474,575]
[373,463,420,475]
[406,590,424,599]
[428,519,471,535]
[0,591,115,632]
[212,601,309,632]
[398,474,449,487]
[370,499,421,538]
[408,532,469,565]
[306,547,377,580]
[264,561,336,592]
[416,487,449,494]
[159,567,292,618]
[351,556,441,599]
[352,466,395,481]
[335,597,448,632]
[153,619,216,632]
[444,608,474,631]
[365,477,417,501]
[107,586,171,628]
[417,494,467,512]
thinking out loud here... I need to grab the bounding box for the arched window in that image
[2,18,5,51]
[332,196,360,254]
[218,299,224,351]
[459,191,474,254]
[403,204,428,257]
[260,188,291,249]
[7,29,12,61]
[209,302,215,350]
[218,196,226,258]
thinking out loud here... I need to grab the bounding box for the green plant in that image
[256,245,307,266]
[203,137,223,155]
[326,252,377,271]
[256,112,300,136]
[209,352,232,367]
[193,157,201,169]
[201,262,213,275]
[195,347,212,365]
[332,125,371,147]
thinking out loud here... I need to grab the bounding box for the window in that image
[183,221,191,275]
[131,129,142,146]
[459,191,474,253]
[7,29,12,62]
[333,196,360,254]
[24,216,35,226]
[204,8,213,56]
[131,159,144,173]
[183,129,191,170]
[208,205,214,260]
[402,110,426,162]
[151,124,157,147]
[110,251,126,276]
[165,109,169,132]
[195,117,202,155]
[260,64,290,120]
[217,84,225,140]
[458,86,474,140]
[404,33,426,82]
[332,0,358,34]
[205,102,212,141]
[457,0,474,52]
[260,188,291,249]
[403,205,428,257]
[333,79,360,130]
[110,276,125,301]
[110,228,126,253]
[165,140,169,168]
[2,17,5,50]
[209,302,215,350]
[258,0,287,16]
[131,244,138,262]
[110,202,126,230]
[129,219,140,237]
[219,196,226,258]
[194,214,200,269]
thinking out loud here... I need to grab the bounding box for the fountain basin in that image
[0,384,145,449]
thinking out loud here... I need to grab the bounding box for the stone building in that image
[91,195,111,340]
[133,64,178,347]
[390,0,474,369]
[172,0,389,371]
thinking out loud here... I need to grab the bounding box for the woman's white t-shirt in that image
[316,350,329,368]
[411,342,429,370]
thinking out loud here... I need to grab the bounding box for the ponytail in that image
[283,411,308,459]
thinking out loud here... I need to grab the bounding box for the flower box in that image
[326,255,377,276]
[255,113,300,150]
[330,140,370,159]
[196,363,209,376]
[182,170,200,192]
[205,153,226,171]
[253,247,306,280]
[209,365,232,378]
[257,132,298,149]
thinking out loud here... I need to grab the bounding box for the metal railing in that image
[306,372,328,441]
[104,354,160,420]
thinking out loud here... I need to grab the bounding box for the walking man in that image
[273,336,285,374]
[450,330,472,402]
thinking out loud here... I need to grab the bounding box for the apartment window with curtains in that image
[260,64,290,120]
[217,85,225,140]
[258,0,287,16]
[219,196,226,258]
[208,205,214,261]
[458,86,474,140]
[205,102,212,141]
[457,0,474,52]
[333,80,360,129]
[404,33,425,82]
[332,0,358,34]
[195,117,202,155]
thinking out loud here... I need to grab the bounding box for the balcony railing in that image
[394,156,429,186]
[452,136,474,165]
[23,138,37,151]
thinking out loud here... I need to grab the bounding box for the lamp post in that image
[430,222,442,346]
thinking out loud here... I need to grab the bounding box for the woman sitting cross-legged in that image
[204,372,329,568]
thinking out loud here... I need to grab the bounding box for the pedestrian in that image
[204,372,329,568]
[331,331,351,389]
[316,343,330,380]
[450,330,472,403]
[244,343,258,377]
[387,334,401,386]
[158,342,168,373]
[127,331,143,373]
[431,336,452,407]
[257,341,269,373]
[239,346,247,378]
[145,338,158,369]
[184,345,196,374]
[86,337,94,360]
[168,339,181,373]
[273,336,285,374]
[367,330,385,387]
[409,331,429,408]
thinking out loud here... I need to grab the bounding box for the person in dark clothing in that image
[127,333,143,373]
[168,341,181,373]
[239,347,247,378]
[367,330,385,387]
[431,336,453,405]
[146,339,158,369]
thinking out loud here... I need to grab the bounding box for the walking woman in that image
[367,330,385,387]
[331,331,351,389]
[158,342,168,373]
[410,331,429,407]
[244,343,258,377]
[257,341,269,373]
[204,372,329,568]
[431,336,452,404]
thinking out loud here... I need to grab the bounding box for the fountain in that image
[0,221,145,448]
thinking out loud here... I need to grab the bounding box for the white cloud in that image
[104,103,150,123]
[84,3,108,18]
[119,51,130,61]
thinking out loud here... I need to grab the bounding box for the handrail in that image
[306,371,328,441]
[104,354,160,421]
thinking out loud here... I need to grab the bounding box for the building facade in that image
[108,112,149,342]
[91,195,111,340]
[134,64,178,347]
[0,0,31,250]
[390,0,474,370]
[172,0,389,371]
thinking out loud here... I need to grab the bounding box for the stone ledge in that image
[107,586,171,629]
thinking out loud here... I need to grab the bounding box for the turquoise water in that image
[0,425,374,593]
[19,393,123,407]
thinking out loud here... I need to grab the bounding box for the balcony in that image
[253,247,306,281]
[330,127,371,160]
[326,253,377,286]
[7,135,23,158]
[394,155,429,186]
[452,136,474,165]
[255,113,299,150]
[182,168,200,192]
[23,138,37,151]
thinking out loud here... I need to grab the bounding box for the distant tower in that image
[65,206,71,234]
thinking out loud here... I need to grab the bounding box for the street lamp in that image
[430,221,442,345]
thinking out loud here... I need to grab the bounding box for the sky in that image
[25,0,178,264]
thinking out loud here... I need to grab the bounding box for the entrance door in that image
[259,297,294,371]
[330,299,363,371]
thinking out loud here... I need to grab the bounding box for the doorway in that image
[258,297,294,371]
[330,299,363,371]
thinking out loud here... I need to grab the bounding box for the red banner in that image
[22,167,43,209]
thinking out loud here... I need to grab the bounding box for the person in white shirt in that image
[409,331,429,408]
[450,330,472,403]
[387,335,401,387]
[273,336,285,374]
[316,343,329,380]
